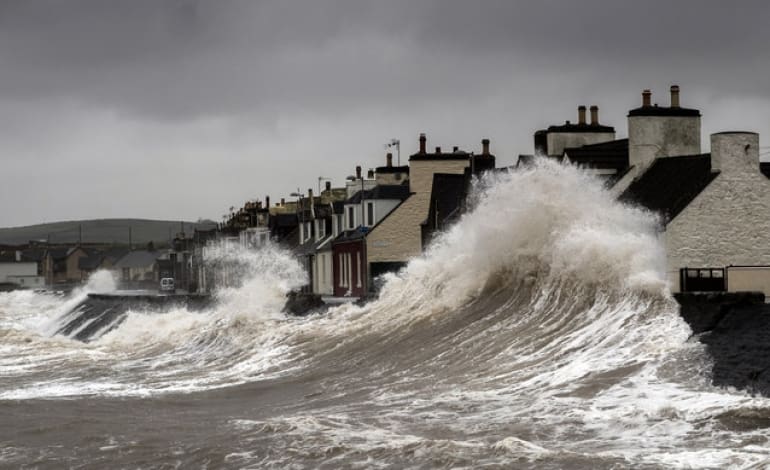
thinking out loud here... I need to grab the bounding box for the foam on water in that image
[1,158,769,468]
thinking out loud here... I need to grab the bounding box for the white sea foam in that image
[1,158,769,468]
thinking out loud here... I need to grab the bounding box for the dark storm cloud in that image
[1,0,769,226]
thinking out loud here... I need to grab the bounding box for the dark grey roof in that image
[409,150,471,162]
[620,154,718,223]
[113,250,159,269]
[628,106,700,117]
[545,122,615,133]
[424,173,468,229]
[565,138,629,170]
[78,253,104,270]
[346,184,410,204]
[270,213,298,228]
[375,165,409,174]
[761,162,770,179]
[332,228,368,244]
[332,201,345,214]
[313,204,333,219]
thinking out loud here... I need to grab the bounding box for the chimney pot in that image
[367,169,374,179]
[453,146,459,152]
[578,105,587,125]
[308,188,313,199]
[265,196,270,209]
[590,105,599,125]
[565,120,571,125]
[642,89,652,107]
[386,152,393,167]
[355,165,362,179]
[325,181,331,191]
[670,85,680,108]
[482,138,490,155]
[280,198,285,206]
[435,146,441,154]
[419,133,426,153]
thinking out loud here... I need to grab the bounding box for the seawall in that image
[676,292,770,396]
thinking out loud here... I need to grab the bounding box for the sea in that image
[1,160,769,469]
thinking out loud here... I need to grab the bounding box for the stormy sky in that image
[2,0,769,227]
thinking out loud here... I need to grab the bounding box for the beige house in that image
[366,134,493,278]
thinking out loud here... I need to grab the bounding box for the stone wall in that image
[665,132,770,292]
[629,115,701,172]
[547,131,615,156]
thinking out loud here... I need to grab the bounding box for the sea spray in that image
[1,160,769,468]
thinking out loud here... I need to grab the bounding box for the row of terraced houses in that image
[210,84,770,300]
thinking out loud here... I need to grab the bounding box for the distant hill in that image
[0,219,218,246]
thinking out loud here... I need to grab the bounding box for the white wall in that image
[629,115,701,172]
[547,131,615,156]
[0,262,37,283]
[665,132,770,293]
[313,250,333,295]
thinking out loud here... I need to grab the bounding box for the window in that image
[317,220,325,239]
[338,254,344,287]
[348,207,355,229]
[321,255,326,284]
[366,202,374,226]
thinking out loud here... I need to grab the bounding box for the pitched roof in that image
[346,183,410,203]
[78,252,105,270]
[424,173,469,230]
[761,162,770,179]
[619,154,718,223]
[113,250,159,269]
[375,165,410,174]
[544,122,615,133]
[564,138,629,170]
[628,105,700,117]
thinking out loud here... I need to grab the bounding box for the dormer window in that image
[348,206,355,229]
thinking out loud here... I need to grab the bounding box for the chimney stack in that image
[367,169,374,179]
[578,105,587,125]
[280,198,285,206]
[670,85,680,108]
[453,146,459,152]
[355,165,362,179]
[265,196,270,209]
[386,152,393,167]
[642,89,652,107]
[482,138,490,155]
[590,105,599,125]
[435,146,441,154]
[419,133,427,153]
[325,181,331,191]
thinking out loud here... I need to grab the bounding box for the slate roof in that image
[424,173,469,231]
[113,250,159,269]
[761,162,770,179]
[628,106,700,117]
[270,213,298,228]
[78,253,105,271]
[619,154,718,224]
[409,150,471,162]
[564,138,629,170]
[332,228,368,244]
[545,122,615,133]
[375,165,410,174]
[346,184,411,204]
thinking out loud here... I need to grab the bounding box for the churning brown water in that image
[1,161,769,469]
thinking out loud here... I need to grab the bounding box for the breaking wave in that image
[1,158,768,468]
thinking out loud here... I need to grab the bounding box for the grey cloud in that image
[1,1,769,226]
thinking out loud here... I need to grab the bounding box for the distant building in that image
[0,251,44,289]
[112,250,160,288]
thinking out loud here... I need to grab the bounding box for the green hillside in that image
[0,219,218,246]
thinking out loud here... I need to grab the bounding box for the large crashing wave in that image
[1,159,768,468]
